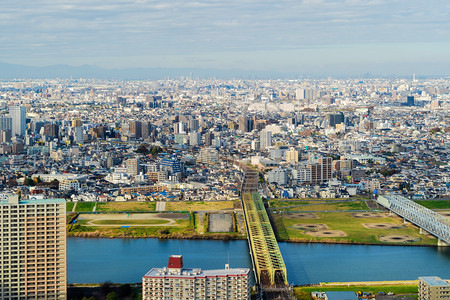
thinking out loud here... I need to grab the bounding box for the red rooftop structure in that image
[168,255,183,270]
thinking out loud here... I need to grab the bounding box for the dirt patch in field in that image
[363,223,402,229]
[291,223,328,231]
[437,211,450,218]
[306,230,347,237]
[283,212,318,219]
[79,213,176,227]
[379,235,419,243]
[157,213,189,219]
[352,212,383,218]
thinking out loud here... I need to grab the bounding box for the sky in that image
[1,0,450,76]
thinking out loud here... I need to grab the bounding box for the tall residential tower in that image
[0,195,66,299]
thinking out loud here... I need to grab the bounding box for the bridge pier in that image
[438,239,450,247]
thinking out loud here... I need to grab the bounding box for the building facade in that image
[142,255,250,300]
[9,106,26,137]
[419,276,450,300]
[0,195,66,299]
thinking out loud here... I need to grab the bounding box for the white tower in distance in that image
[9,105,26,136]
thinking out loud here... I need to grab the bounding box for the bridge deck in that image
[377,195,450,244]
[242,192,288,286]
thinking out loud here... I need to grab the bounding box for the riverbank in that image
[67,230,246,240]
[294,280,420,300]
[67,230,443,247]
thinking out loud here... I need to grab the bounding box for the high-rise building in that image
[324,113,345,128]
[0,116,12,132]
[142,255,250,300]
[189,132,201,146]
[0,194,66,299]
[296,88,316,101]
[129,120,142,139]
[71,119,82,128]
[9,106,26,137]
[44,123,59,139]
[238,116,253,133]
[406,95,415,107]
[141,122,151,140]
[204,132,214,147]
[309,157,332,183]
[259,130,272,150]
[189,119,199,132]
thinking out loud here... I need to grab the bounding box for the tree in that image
[100,281,113,295]
[117,284,132,297]
[24,177,36,186]
[106,292,119,300]
[135,144,149,154]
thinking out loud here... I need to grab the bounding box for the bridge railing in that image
[377,195,450,244]
[242,192,288,286]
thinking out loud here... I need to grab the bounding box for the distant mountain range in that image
[1,62,447,80]
[0,62,300,80]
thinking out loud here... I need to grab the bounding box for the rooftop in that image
[143,267,250,279]
[420,276,450,286]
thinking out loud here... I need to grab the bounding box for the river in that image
[68,238,450,285]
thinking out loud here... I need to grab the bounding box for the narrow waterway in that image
[68,238,450,285]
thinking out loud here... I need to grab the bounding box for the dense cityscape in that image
[0,77,449,299]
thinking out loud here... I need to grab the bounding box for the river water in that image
[68,238,450,285]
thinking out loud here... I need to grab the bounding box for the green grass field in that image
[66,202,74,212]
[91,219,170,225]
[96,202,156,212]
[295,284,418,300]
[74,202,96,212]
[415,200,450,209]
[272,211,437,245]
[68,216,194,238]
[269,200,369,212]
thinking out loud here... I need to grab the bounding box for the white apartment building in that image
[142,255,250,300]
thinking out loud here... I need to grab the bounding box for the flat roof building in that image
[419,276,450,300]
[142,255,250,300]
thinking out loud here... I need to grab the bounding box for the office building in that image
[71,119,82,128]
[189,132,201,146]
[0,195,66,299]
[259,130,272,150]
[189,119,199,132]
[9,106,26,137]
[406,95,415,107]
[44,123,59,139]
[296,88,316,101]
[129,120,142,139]
[141,122,152,140]
[142,255,250,300]
[324,113,345,128]
[0,116,12,132]
[238,116,253,133]
[419,276,450,300]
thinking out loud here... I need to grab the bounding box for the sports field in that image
[77,213,177,227]
[165,201,237,211]
[272,211,437,245]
